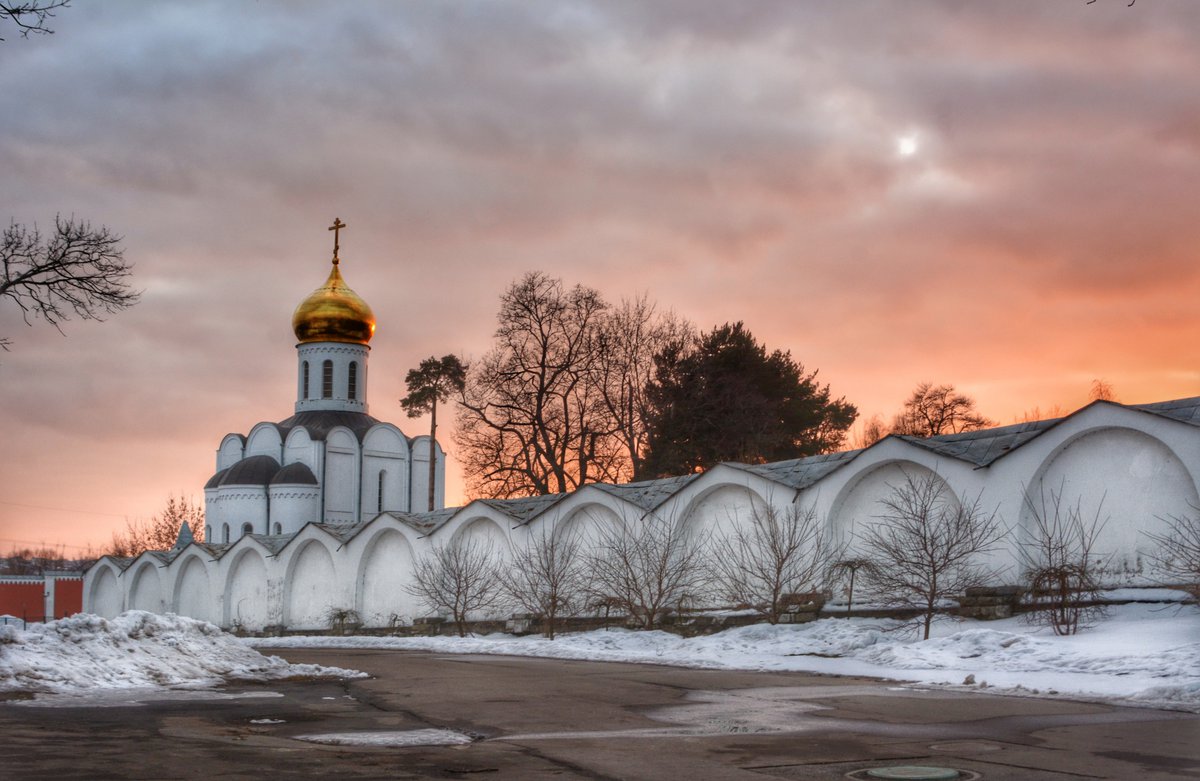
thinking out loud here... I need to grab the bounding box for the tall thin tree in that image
[401,355,467,512]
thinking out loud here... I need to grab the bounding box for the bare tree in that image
[593,296,694,483]
[401,354,467,512]
[0,1,68,40]
[711,503,841,624]
[1089,379,1118,403]
[1019,484,1108,635]
[106,494,204,558]
[851,414,889,449]
[456,272,620,498]
[587,515,710,630]
[1,216,138,351]
[829,558,879,613]
[407,539,506,637]
[860,471,1004,639]
[499,528,588,639]
[1147,509,1200,600]
[891,383,993,438]
[1,544,83,575]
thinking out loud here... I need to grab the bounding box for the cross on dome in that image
[328,217,346,265]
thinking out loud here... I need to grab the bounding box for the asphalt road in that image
[1,648,1197,780]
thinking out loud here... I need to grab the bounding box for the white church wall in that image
[282,538,341,630]
[283,427,320,474]
[87,563,124,618]
[173,554,218,624]
[323,428,360,522]
[409,437,429,512]
[294,343,370,414]
[353,525,420,627]
[451,517,513,559]
[127,561,165,613]
[225,548,273,631]
[268,485,321,536]
[217,487,269,537]
[362,424,411,514]
[245,423,284,461]
[217,434,245,471]
[1022,426,1199,582]
[540,499,627,549]
[827,460,955,554]
[676,481,771,545]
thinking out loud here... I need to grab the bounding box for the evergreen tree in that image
[401,354,467,511]
[640,322,856,477]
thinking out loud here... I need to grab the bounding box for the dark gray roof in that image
[312,522,366,544]
[270,461,319,486]
[1131,396,1200,426]
[276,411,382,442]
[245,533,291,555]
[727,449,865,490]
[219,455,281,486]
[591,474,701,510]
[895,418,1062,467]
[477,493,569,525]
[204,467,229,490]
[143,550,177,565]
[377,508,457,535]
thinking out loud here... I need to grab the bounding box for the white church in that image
[84,227,1197,631]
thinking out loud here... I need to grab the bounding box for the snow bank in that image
[250,603,1200,712]
[0,611,363,695]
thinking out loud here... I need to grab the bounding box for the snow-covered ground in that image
[0,611,363,700]
[1,605,1194,714]
[249,602,1200,713]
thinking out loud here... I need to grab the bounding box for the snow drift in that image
[0,611,362,695]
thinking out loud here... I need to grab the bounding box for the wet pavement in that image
[1,648,1197,780]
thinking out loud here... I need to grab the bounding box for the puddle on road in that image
[499,685,882,741]
[294,729,473,747]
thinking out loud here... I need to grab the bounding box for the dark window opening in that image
[348,361,358,401]
[302,361,310,400]
[322,360,333,398]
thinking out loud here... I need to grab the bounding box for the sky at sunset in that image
[2,1,1199,553]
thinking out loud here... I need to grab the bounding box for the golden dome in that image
[292,262,376,345]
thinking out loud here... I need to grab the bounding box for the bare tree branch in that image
[859,470,1005,639]
[1018,483,1108,635]
[586,512,710,630]
[711,502,842,623]
[1,216,139,350]
[0,1,69,41]
[1147,506,1200,600]
[406,538,506,636]
[499,528,589,639]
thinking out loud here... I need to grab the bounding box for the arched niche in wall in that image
[173,555,217,624]
[549,502,626,550]
[355,527,419,627]
[676,483,769,544]
[827,460,954,552]
[88,564,124,618]
[128,561,164,613]
[225,548,271,631]
[1023,426,1200,579]
[284,539,337,630]
[450,517,511,560]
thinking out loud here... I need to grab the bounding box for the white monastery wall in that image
[86,399,1200,629]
